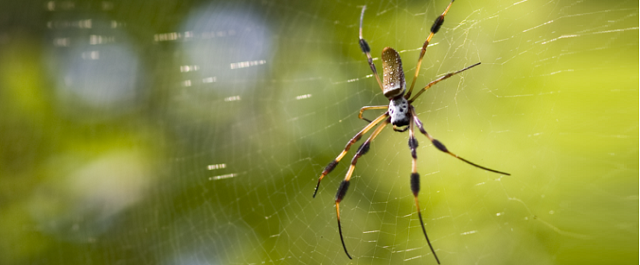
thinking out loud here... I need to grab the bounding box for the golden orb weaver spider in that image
[312,1,511,263]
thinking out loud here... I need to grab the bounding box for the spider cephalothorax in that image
[388,95,410,127]
[312,1,511,263]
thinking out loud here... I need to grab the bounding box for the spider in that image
[312,1,510,263]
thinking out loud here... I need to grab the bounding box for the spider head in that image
[389,96,410,127]
[381,47,406,99]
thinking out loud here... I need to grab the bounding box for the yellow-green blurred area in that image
[0,0,637,264]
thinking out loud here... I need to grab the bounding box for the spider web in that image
[0,0,637,264]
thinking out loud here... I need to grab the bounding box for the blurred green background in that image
[0,0,637,264]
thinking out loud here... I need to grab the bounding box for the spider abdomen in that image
[381,47,406,98]
[389,96,410,127]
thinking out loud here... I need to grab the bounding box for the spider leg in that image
[335,118,390,259]
[411,107,510,175]
[313,112,389,198]
[408,62,481,103]
[408,117,441,264]
[405,0,455,99]
[393,124,409,132]
[359,6,384,92]
[359,105,388,123]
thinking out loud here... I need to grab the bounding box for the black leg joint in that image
[408,137,418,149]
[409,137,418,159]
[324,160,338,174]
[410,173,420,197]
[431,15,445,34]
[335,180,350,202]
[357,142,370,156]
[359,39,371,53]
[432,139,448,153]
